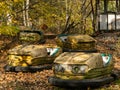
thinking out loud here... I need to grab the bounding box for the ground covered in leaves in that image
[0,32,120,90]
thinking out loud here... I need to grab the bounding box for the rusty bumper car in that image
[48,35,116,88]
[4,44,62,72]
[19,30,45,44]
[55,34,97,52]
[48,52,116,87]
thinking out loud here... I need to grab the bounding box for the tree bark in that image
[26,0,30,27]
[23,1,26,26]
[90,0,95,32]
[7,2,12,25]
[23,0,30,27]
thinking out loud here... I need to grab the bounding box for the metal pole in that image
[116,0,119,12]
[104,0,108,13]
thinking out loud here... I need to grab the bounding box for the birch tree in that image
[23,0,30,27]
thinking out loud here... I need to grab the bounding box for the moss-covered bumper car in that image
[19,30,45,44]
[4,44,62,72]
[48,52,116,88]
[56,34,96,52]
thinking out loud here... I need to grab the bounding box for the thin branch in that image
[61,15,70,34]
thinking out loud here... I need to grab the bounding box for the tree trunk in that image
[23,1,26,26]
[65,0,69,22]
[23,0,30,27]
[90,0,95,32]
[7,3,12,25]
[26,0,30,27]
[7,13,12,25]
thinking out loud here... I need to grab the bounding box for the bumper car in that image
[4,44,62,72]
[55,34,96,52]
[19,30,45,44]
[48,52,115,87]
[48,35,116,88]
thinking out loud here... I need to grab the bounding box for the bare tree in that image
[23,0,30,27]
[62,0,93,34]
[23,1,26,26]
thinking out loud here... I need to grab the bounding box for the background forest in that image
[0,0,96,36]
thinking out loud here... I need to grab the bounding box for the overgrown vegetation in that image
[0,25,19,36]
[0,0,96,35]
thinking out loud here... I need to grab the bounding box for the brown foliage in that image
[40,24,48,30]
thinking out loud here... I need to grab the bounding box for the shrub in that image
[0,25,20,36]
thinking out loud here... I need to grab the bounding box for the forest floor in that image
[0,32,120,90]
